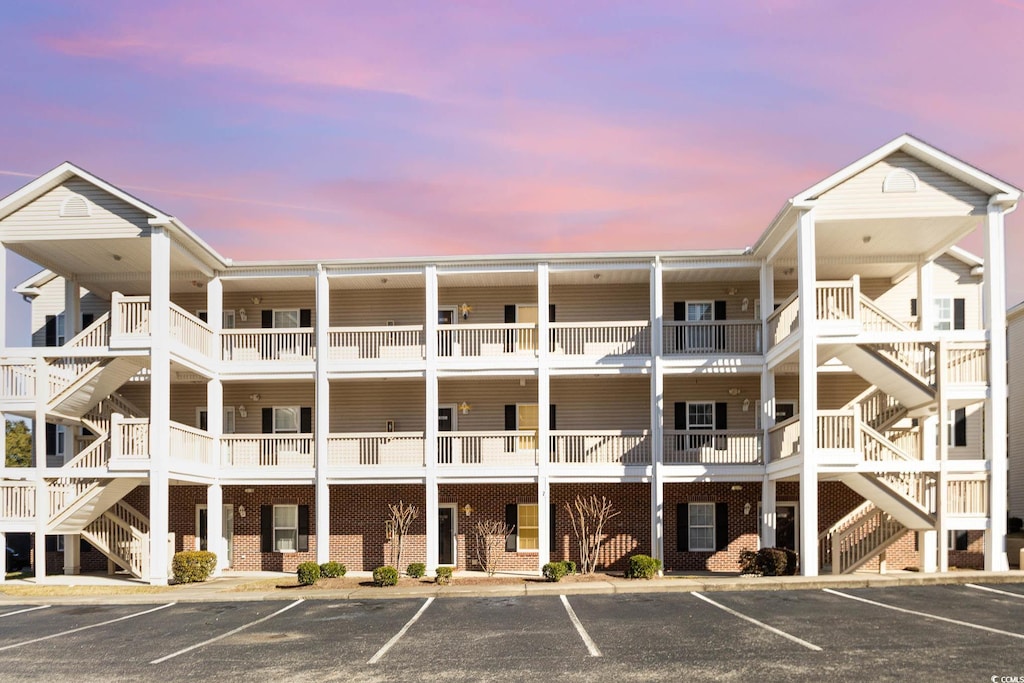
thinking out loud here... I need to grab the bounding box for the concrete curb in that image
[2,569,1023,606]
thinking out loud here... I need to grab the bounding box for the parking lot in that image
[1,584,1023,681]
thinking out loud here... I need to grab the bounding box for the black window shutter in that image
[45,423,57,456]
[548,304,556,323]
[198,509,208,550]
[504,404,517,452]
[260,505,273,552]
[714,402,728,450]
[673,302,686,352]
[300,407,312,434]
[82,312,95,328]
[550,504,556,554]
[504,305,517,352]
[549,404,557,431]
[504,305,516,323]
[673,302,686,321]
[715,502,729,551]
[714,300,727,321]
[505,504,518,552]
[197,311,208,323]
[262,408,273,434]
[910,298,917,317]
[954,407,967,447]
[45,315,57,346]
[297,505,310,552]
[953,298,965,330]
[261,309,273,328]
[674,402,687,430]
[198,411,208,431]
[299,308,312,328]
[677,503,689,552]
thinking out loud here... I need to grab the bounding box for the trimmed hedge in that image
[373,566,399,587]
[435,566,454,585]
[320,561,346,578]
[297,561,321,585]
[738,548,799,576]
[542,562,568,582]
[561,560,577,575]
[172,551,217,584]
[624,554,661,579]
[406,562,426,579]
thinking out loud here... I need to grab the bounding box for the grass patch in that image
[0,584,172,597]
[229,577,301,592]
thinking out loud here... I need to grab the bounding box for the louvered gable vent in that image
[882,168,919,193]
[59,194,91,217]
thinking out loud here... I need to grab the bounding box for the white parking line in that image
[965,583,1024,600]
[368,597,434,664]
[691,592,822,652]
[0,605,51,619]
[151,599,304,664]
[560,595,602,657]
[0,602,174,652]
[823,589,1024,640]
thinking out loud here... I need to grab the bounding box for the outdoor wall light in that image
[251,296,262,305]
[238,506,246,518]
[462,504,473,516]
[744,502,752,515]
[742,398,751,412]
[459,402,472,415]
[459,303,472,320]
[238,308,248,321]
[741,297,750,311]
[237,405,247,418]
[731,485,743,491]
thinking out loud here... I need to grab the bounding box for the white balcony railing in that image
[116,418,151,459]
[328,326,425,361]
[0,481,36,520]
[946,478,988,516]
[550,430,650,465]
[767,291,799,348]
[438,324,536,358]
[169,303,214,358]
[169,421,215,467]
[663,321,761,355]
[113,294,151,337]
[663,430,763,464]
[549,322,650,357]
[815,280,858,323]
[221,329,315,362]
[768,415,801,460]
[0,360,34,401]
[947,343,987,384]
[437,431,537,466]
[221,434,314,468]
[326,432,425,466]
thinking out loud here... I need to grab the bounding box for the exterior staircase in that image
[819,502,906,574]
[81,500,150,578]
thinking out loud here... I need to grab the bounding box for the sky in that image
[2,0,1024,340]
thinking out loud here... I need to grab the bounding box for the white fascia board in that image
[13,268,57,297]
[1007,299,1024,321]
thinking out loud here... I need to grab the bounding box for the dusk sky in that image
[2,0,1024,332]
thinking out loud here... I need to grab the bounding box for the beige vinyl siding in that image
[174,291,316,329]
[29,277,110,346]
[662,281,760,321]
[330,379,426,432]
[860,254,983,329]
[0,179,152,240]
[331,289,425,327]
[1009,308,1024,517]
[550,284,648,321]
[665,376,763,430]
[817,375,871,410]
[224,383,315,434]
[814,152,989,219]
[437,286,536,324]
[550,376,650,430]
[437,377,538,431]
[948,404,984,461]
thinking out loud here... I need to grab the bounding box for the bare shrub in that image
[564,494,620,574]
[385,501,419,570]
[474,519,513,576]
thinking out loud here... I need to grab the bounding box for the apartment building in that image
[0,134,1016,584]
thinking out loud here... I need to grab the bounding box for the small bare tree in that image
[474,519,513,576]
[385,501,419,570]
[565,494,620,574]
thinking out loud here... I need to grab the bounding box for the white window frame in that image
[947,407,967,448]
[933,297,953,331]
[273,504,299,553]
[273,309,300,329]
[274,406,300,434]
[56,313,66,345]
[688,502,716,552]
[687,402,715,430]
[197,406,236,434]
[517,503,539,553]
[197,310,236,329]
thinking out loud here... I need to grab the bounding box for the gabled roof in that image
[0,161,228,271]
[13,269,58,298]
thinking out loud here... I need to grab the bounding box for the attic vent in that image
[59,195,91,217]
[882,168,919,193]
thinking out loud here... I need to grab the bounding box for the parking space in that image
[0,585,1022,680]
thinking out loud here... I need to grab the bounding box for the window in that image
[912,297,965,331]
[947,407,967,447]
[933,298,952,331]
[687,402,714,449]
[273,505,298,552]
[274,407,300,434]
[274,309,300,328]
[517,504,539,552]
[949,530,969,551]
[197,407,236,434]
[518,404,539,450]
[197,310,236,329]
[688,502,716,552]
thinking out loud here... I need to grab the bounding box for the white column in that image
[34,357,47,580]
[0,241,6,348]
[919,415,938,573]
[649,257,665,568]
[796,209,819,576]
[63,534,80,575]
[0,531,5,583]
[760,261,776,461]
[207,483,223,576]
[918,530,937,573]
[314,265,331,564]
[917,259,934,332]
[65,278,81,338]
[148,227,172,585]
[937,341,949,572]
[536,263,550,570]
[983,202,1010,571]
[761,477,776,549]
[424,266,440,570]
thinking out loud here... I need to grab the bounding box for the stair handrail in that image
[858,295,911,333]
[60,433,111,470]
[872,341,937,386]
[876,472,936,514]
[818,500,874,566]
[64,312,112,349]
[831,508,903,574]
[860,423,916,462]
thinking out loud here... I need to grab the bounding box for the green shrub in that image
[172,551,217,584]
[407,562,426,578]
[297,561,321,585]
[738,550,759,575]
[319,561,346,578]
[373,565,399,587]
[778,548,798,576]
[624,554,661,579]
[737,548,798,576]
[542,561,568,582]
[561,560,577,575]
[435,566,454,585]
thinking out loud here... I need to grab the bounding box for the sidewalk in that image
[3,568,1024,605]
